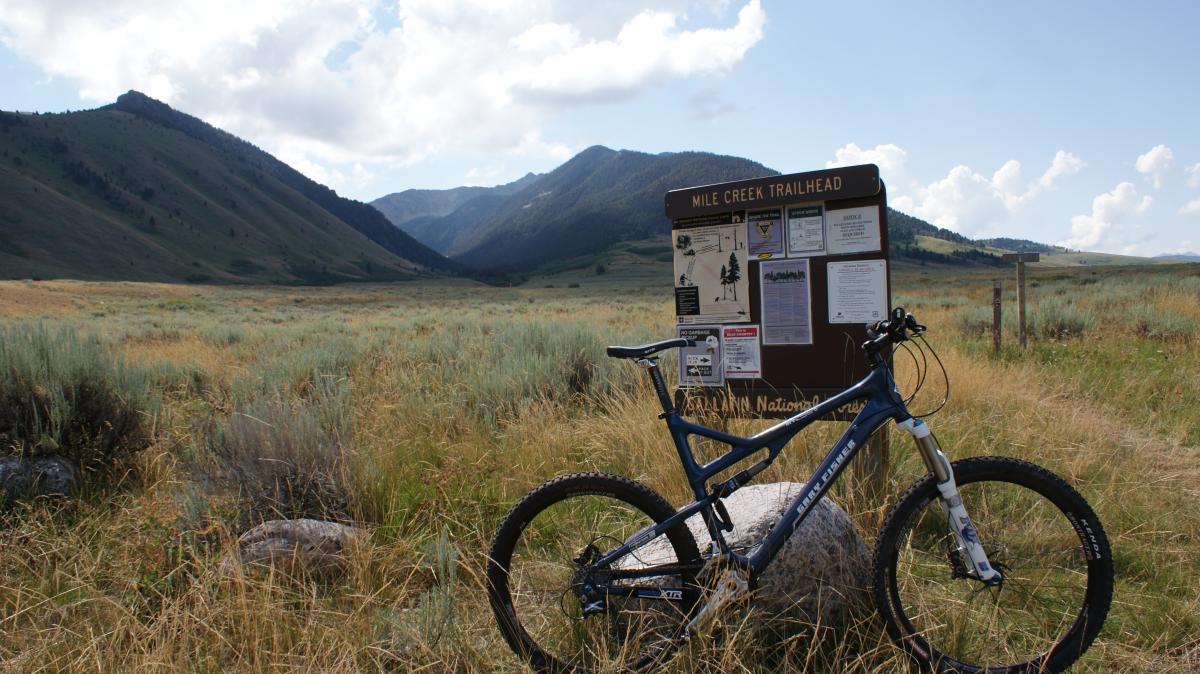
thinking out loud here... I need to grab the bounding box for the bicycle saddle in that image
[605,338,694,359]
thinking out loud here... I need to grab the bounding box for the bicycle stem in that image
[897,418,1001,584]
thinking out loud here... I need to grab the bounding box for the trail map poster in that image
[678,325,723,387]
[721,325,761,379]
[760,259,813,345]
[673,221,750,325]
[747,209,784,259]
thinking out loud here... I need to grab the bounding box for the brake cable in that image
[912,333,950,418]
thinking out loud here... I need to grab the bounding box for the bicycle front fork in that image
[896,418,1001,585]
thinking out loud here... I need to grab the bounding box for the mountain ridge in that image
[0,91,455,284]
[107,91,458,274]
[373,145,1044,272]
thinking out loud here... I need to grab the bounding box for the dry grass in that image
[0,264,1197,672]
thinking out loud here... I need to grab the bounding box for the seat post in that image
[637,358,675,415]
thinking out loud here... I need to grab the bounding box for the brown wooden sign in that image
[1001,252,1041,263]
[665,164,881,220]
[668,164,891,419]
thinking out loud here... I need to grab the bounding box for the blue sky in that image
[1,1,1196,255]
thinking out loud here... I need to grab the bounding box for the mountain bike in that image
[487,308,1113,673]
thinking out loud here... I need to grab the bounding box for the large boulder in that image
[707,482,870,633]
[220,518,366,579]
[631,482,870,636]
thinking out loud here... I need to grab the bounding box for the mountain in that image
[0,92,456,283]
[1156,253,1200,262]
[382,146,775,270]
[371,173,539,255]
[372,173,538,228]
[378,145,1009,272]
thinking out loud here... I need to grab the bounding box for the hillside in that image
[0,92,455,283]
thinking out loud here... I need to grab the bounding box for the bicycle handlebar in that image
[863,307,926,355]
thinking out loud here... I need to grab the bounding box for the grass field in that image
[0,262,1197,672]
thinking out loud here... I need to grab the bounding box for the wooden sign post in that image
[665,164,892,492]
[992,279,1002,354]
[1002,253,1039,348]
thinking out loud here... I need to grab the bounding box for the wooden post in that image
[992,279,1002,354]
[1002,253,1040,349]
[1016,260,1027,348]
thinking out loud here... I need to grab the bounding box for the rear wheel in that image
[488,473,701,673]
[873,457,1112,673]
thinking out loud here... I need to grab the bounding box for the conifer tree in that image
[725,253,741,300]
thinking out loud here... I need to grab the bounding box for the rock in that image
[30,456,77,497]
[0,455,78,505]
[220,518,366,579]
[632,482,870,635]
[718,483,870,632]
[0,456,32,504]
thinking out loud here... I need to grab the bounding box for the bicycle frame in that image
[593,356,909,582]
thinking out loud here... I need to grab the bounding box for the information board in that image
[665,164,892,419]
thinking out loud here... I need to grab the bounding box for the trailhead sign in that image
[667,164,892,419]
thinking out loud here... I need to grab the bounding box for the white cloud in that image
[1186,162,1200,190]
[827,143,910,181]
[0,0,765,185]
[827,144,1084,235]
[1180,198,1200,216]
[1135,144,1174,189]
[508,130,575,161]
[1038,150,1088,190]
[508,2,765,104]
[1062,182,1152,249]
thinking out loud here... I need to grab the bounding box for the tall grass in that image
[0,270,1196,672]
[200,376,380,524]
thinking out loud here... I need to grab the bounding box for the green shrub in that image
[402,319,649,418]
[1035,298,1096,340]
[954,305,998,338]
[201,377,375,523]
[1126,305,1195,341]
[0,325,152,477]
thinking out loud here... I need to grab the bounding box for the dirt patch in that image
[0,281,82,315]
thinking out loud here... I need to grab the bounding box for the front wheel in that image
[487,472,702,673]
[873,457,1113,673]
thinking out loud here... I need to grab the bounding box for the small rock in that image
[220,518,366,579]
[0,454,78,505]
[0,456,32,505]
[30,456,77,497]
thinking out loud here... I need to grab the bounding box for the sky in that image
[1,0,1197,256]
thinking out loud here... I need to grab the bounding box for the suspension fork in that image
[896,418,1001,584]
